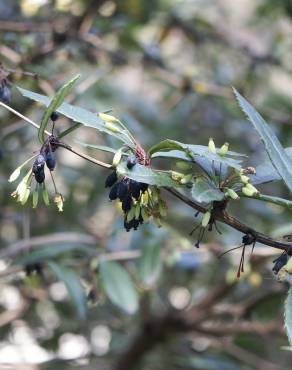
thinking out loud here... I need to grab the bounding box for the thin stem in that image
[49,170,58,194]
[0,102,51,136]
[55,142,112,168]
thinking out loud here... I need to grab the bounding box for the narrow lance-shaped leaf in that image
[17,86,134,147]
[48,261,86,320]
[38,75,80,144]
[233,88,292,193]
[99,261,139,314]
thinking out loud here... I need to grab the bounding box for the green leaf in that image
[48,261,86,320]
[285,287,292,345]
[233,88,292,193]
[17,86,134,147]
[149,140,243,170]
[148,140,184,156]
[191,177,224,204]
[38,75,80,144]
[16,244,94,266]
[139,244,162,288]
[99,261,139,314]
[117,161,179,187]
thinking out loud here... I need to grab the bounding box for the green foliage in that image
[17,87,134,147]
[17,244,94,266]
[138,244,162,288]
[192,177,224,204]
[150,139,243,170]
[99,260,139,314]
[48,261,86,320]
[117,161,178,187]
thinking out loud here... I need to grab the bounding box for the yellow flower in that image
[54,194,64,212]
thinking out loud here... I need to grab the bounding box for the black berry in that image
[50,111,59,121]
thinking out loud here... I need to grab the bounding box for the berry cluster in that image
[32,113,59,184]
[105,155,151,231]
[32,144,57,184]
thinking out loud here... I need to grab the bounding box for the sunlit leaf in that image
[17,86,134,147]
[48,261,86,319]
[99,261,139,314]
[234,88,292,193]
[149,139,243,170]
[117,161,179,187]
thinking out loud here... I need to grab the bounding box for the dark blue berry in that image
[34,167,45,184]
[129,180,141,200]
[140,183,148,193]
[33,154,46,169]
[127,155,137,169]
[109,182,119,200]
[45,151,56,171]
[105,171,118,188]
[117,180,128,201]
[122,194,132,212]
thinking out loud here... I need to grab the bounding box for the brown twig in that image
[2,102,291,253]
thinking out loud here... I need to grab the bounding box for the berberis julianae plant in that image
[4,75,292,345]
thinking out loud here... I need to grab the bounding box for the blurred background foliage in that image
[1,0,292,369]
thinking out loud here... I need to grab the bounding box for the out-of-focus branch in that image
[0,232,97,260]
